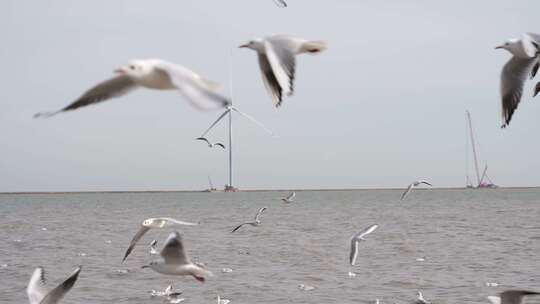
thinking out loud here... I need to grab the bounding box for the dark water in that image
[1,189,540,304]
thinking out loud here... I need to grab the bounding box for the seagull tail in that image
[301,40,328,54]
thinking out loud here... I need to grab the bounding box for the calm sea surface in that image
[1,189,540,304]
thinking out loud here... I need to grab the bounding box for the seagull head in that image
[495,39,520,53]
[238,39,264,51]
[142,218,153,227]
[115,60,154,78]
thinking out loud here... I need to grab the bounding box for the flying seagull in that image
[196,137,225,149]
[239,35,327,107]
[400,180,432,201]
[149,240,158,255]
[142,231,213,282]
[273,0,287,7]
[34,59,230,118]
[487,290,540,304]
[231,207,268,232]
[495,33,540,127]
[414,291,430,304]
[122,217,198,262]
[349,224,378,266]
[281,191,296,203]
[27,266,81,304]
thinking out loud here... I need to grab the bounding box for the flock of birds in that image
[21,0,540,303]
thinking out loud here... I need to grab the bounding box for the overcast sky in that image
[1,0,539,192]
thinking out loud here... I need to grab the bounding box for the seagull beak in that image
[238,44,249,48]
[494,45,503,50]
[114,67,126,74]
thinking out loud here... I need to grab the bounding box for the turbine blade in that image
[201,109,230,137]
[231,107,275,136]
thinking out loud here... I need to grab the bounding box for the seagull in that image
[400,180,432,200]
[196,137,226,149]
[34,59,230,118]
[487,290,540,304]
[149,240,159,255]
[349,224,378,266]
[27,266,81,304]
[122,217,198,262]
[281,191,296,203]
[414,291,430,304]
[495,33,540,127]
[239,35,327,107]
[231,207,268,232]
[142,231,213,283]
[217,295,231,304]
[150,285,182,297]
[273,0,287,7]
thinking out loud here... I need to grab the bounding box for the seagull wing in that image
[500,290,540,304]
[196,137,211,145]
[531,61,539,79]
[420,181,432,186]
[521,33,540,58]
[160,231,189,265]
[214,143,226,149]
[487,296,502,304]
[39,267,81,304]
[286,192,296,200]
[264,39,297,97]
[349,239,359,265]
[356,224,379,239]
[122,225,150,262]
[34,75,136,118]
[273,0,287,7]
[257,53,283,106]
[400,183,414,200]
[231,223,249,233]
[162,218,199,227]
[155,62,229,111]
[500,56,537,127]
[27,267,48,304]
[535,82,540,97]
[254,207,267,221]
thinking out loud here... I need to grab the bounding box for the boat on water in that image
[202,176,218,192]
[465,110,498,189]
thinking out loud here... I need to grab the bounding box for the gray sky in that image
[1,0,540,192]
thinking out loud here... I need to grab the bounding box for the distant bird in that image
[487,290,540,304]
[217,295,231,304]
[34,59,230,118]
[495,33,540,127]
[239,35,327,107]
[281,191,296,203]
[122,217,198,262]
[414,291,430,304]
[196,137,225,149]
[27,266,81,304]
[231,207,268,232]
[149,240,158,255]
[142,231,213,282]
[150,285,182,298]
[400,180,432,200]
[349,224,378,265]
[273,0,287,7]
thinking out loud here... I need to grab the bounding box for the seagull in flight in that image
[400,180,432,201]
[488,290,540,304]
[349,224,378,266]
[122,217,198,262]
[273,0,287,7]
[414,291,430,304]
[239,35,327,107]
[27,266,81,304]
[495,33,540,127]
[149,240,159,255]
[142,231,213,283]
[34,59,230,118]
[281,191,296,203]
[196,137,225,149]
[231,207,268,232]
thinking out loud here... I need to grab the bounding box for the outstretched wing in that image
[34,75,136,118]
[349,239,359,265]
[122,225,150,262]
[39,267,81,304]
[214,143,226,149]
[400,183,414,200]
[286,192,296,200]
[162,218,199,227]
[160,232,189,264]
[500,56,536,128]
[155,62,229,111]
[420,181,432,186]
[264,39,297,98]
[196,137,211,145]
[257,53,283,107]
[254,207,267,221]
[231,223,248,233]
[27,267,48,304]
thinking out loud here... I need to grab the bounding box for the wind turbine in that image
[199,51,274,192]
